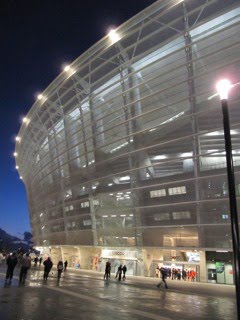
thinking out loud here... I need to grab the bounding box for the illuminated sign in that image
[186,252,200,262]
[101,249,138,260]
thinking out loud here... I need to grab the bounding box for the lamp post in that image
[216,79,240,317]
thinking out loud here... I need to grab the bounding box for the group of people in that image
[155,267,197,282]
[4,251,69,284]
[33,256,43,267]
[115,264,127,281]
[5,252,32,284]
[43,258,68,281]
[103,262,127,281]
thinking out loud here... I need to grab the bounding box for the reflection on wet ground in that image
[0,266,237,320]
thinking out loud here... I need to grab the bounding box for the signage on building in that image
[101,249,138,260]
[186,252,200,262]
[216,262,225,273]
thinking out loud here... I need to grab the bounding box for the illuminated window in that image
[81,201,90,208]
[83,220,92,226]
[222,214,229,220]
[154,213,170,221]
[168,186,186,195]
[67,221,76,228]
[150,189,166,198]
[65,205,74,212]
[93,199,99,206]
[172,211,190,219]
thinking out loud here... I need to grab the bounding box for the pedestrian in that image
[39,257,43,266]
[156,267,168,289]
[104,261,111,280]
[172,268,177,280]
[19,253,32,284]
[64,260,68,271]
[57,260,64,281]
[5,252,18,283]
[122,265,127,280]
[177,269,181,280]
[43,257,53,280]
[182,269,187,281]
[191,270,196,281]
[34,256,38,267]
[115,265,123,281]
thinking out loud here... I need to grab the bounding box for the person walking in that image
[104,261,111,280]
[34,256,38,267]
[19,253,32,284]
[182,269,187,281]
[43,257,53,281]
[5,252,18,283]
[57,260,64,281]
[122,265,127,280]
[64,260,68,271]
[156,267,168,289]
[39,257,43,266]
[115,265,123,281]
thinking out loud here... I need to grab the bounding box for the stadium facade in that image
[15,0,240,283]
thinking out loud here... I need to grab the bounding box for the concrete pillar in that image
[199,251,207,282]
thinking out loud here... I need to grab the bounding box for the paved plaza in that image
[0,265,237,320]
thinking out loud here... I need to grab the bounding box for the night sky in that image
[0,0,155,237]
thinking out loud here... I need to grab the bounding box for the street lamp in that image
[216,79,240,317]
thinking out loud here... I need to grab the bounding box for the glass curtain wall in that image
[15,0,240,252]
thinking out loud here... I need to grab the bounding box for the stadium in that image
[15,0,240,283]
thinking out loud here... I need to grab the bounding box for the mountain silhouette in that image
[0,228,32,252]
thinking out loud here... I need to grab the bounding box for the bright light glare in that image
[13,152,18,157]
[15,136,20,142]
[37,94,43,100]
[108,29,120,43]
[63,65,76,77]
[216,79,232,100]
[15,166,19,169]
[22,117,30,124]
[64,65,70,72]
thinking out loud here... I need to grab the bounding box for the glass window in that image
[150,189,166,198]
[222,214,229,220]
[81,201,90,208]
[83,220,92,226]
[154,213,170,221]
[168,186,186,195]
[172,211,190,219]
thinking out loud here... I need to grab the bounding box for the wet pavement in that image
[0,265,237,320]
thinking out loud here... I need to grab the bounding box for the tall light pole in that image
[216,79,240,317]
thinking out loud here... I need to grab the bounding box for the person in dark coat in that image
[43,257,53,280]
[64,260,68,271]
[156,267,168,289]
[182,269,187,281]
[122,265,127,280]
[57,260,64,281]
[104,261,111,280]
[5,252,18,283]
[115,265,123,281]
[39,257,43,266]
[34,256,38,267]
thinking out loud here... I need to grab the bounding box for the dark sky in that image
[0,0,155,237]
